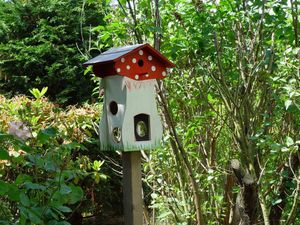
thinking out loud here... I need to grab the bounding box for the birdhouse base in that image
[100,140,161,152]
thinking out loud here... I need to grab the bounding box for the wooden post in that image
[122,151,143,225]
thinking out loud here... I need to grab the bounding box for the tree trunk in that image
[231,159,260,225]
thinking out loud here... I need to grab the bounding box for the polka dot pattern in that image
[113,49,169,80]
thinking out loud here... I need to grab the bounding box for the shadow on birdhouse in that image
[83,43,175,151]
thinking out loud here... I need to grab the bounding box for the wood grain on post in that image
[122,151,143,225]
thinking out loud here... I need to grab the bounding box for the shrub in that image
[0,0,105,105]
[0,94,110,224]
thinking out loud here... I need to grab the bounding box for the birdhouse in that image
[83,43,175,151]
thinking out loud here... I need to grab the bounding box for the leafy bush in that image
[0,0,105,105]
[0,94,112,224]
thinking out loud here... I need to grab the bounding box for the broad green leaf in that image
[68,185,83,204]
[7,185,21,201]
[37,127,57,144]
[44,160,57,172]
[45,208,59,220]
[16,174,32,185]
[0,148,9,160]
[23,207,43,224]
[20,193,30,207]
[59,184,72,195]
[0,181,10,195]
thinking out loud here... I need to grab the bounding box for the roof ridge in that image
[101,44,145,55]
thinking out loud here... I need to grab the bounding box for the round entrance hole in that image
[138,59,144,67]
[109,101,118,115]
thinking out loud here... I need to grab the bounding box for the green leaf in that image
[0,148,10,160]
[285,99,292,110]
[0,133,14,141]
[272,199,282,205]
[40,87,48,97]
[29,87,48,99]
[37,127,57,144]
[68,185,83,204]
[61,142,82,151]
[93,160,103,171]
[57,222,71,225]
[207,175,214,181]
[24,182,46,191]
[20,207,43,224]
[16,174,32,185]
[207,93,215,103]
[17,142,33,153]
[7,185,21,201]
[20,193,30,207]
[44,160,57,172]
[157,211,172,219]
[59,184,72,195]
[44,208,59,220]
[286,136,294,147]
[55,205,72,213]
[0,181,10,195]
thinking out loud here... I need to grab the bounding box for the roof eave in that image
[83,60,114,67]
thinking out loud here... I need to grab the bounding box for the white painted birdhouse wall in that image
[99,75,163,151]
[99,76,126,150]
[122,77,163,151]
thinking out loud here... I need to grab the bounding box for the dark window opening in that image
[134,114,150,141]
[138,59,144,67]
[109,101,118,115]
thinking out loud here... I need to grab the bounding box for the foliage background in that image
[1,0,300,224]
[0,0,103,105]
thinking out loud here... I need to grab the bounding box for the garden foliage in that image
[1,0,300,224]
[0,93,112,224]
[88,0,300,224]
[0,0,104,105]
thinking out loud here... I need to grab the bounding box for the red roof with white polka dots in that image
[83,43,175,80]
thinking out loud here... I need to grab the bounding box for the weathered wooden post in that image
[83,44,174,225]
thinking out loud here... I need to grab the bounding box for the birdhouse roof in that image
[83,43,175,80]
